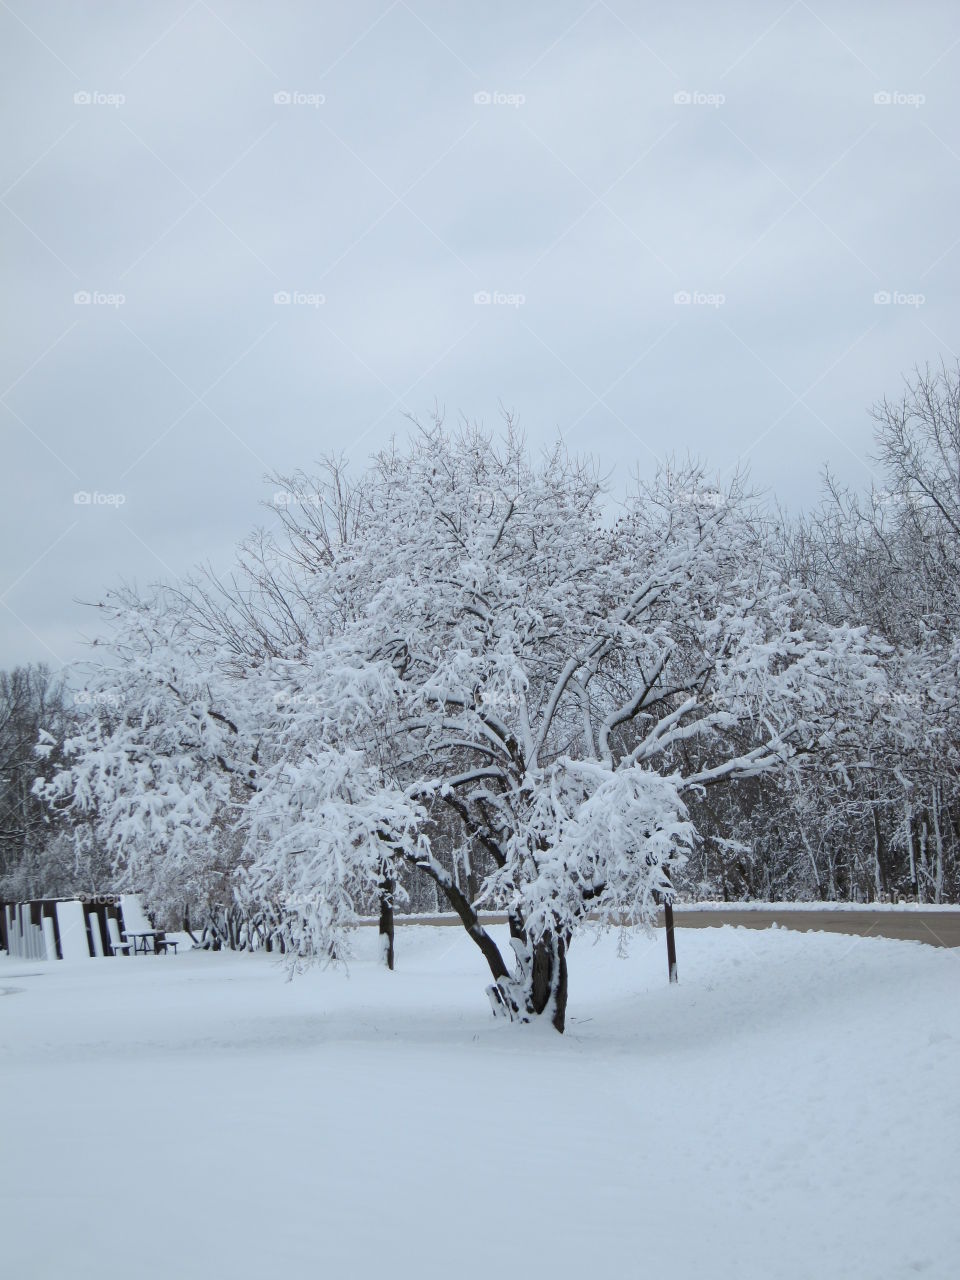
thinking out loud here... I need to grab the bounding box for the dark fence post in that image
[664,898,678,984]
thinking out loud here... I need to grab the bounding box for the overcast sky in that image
[2,0,958,672]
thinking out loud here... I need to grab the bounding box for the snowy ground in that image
[2,924,958,1279]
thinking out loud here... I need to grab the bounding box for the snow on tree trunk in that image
[486,921,569,1032]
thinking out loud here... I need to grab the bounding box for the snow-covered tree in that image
[0,664,82,897]
[38,421,883,1030]
[252,421,881,1029]
[34,589,255,933]
[752,361,960,904]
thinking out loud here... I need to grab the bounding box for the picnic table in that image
[125,930,177,956]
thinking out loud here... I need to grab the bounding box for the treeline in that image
[688,364,960,904]
[0,666,88,900]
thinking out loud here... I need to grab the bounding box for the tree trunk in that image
[905,797,920,900]
[489,925,569,1033]
[182,901,200,946]
[378,874,395,970]
[931,787,945,904]
[408,857,569,1032]
[530,932,568,1031]
[872,806,886,900]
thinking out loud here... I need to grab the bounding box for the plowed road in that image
[390,908,960,947]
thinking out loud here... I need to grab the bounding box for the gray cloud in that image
[2,0,958,668]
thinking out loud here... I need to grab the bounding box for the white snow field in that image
[2,924,958,1279]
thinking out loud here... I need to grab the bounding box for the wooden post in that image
[664,898,678,984]
[378,874,395,971]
